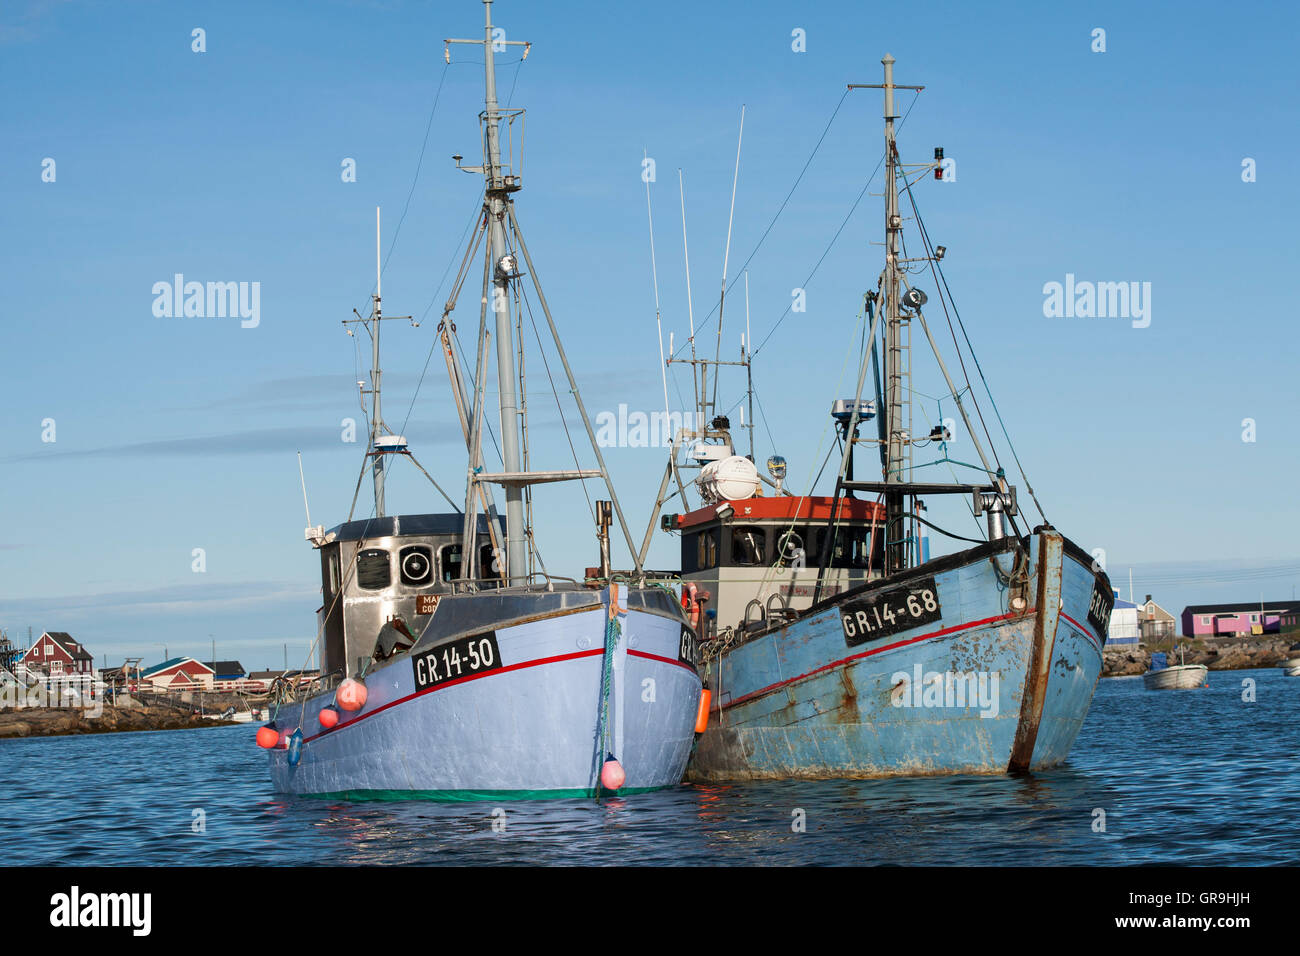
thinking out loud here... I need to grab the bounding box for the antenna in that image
[298,452,312,528]
[299,451,325,544]
[645,148,671,436]
[678,168,699,427]
[744,269,754,460]
[712,105,745,412]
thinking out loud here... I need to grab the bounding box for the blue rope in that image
[591,609,621,801]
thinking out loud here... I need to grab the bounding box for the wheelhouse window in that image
[326,550,342,595]
[776,527,810,566]
[730,526,767,567]
[439,544,463,582]
[831,526,879,570]
[478,544,502,587]
[356,549,391,590]
[399,545,434,587]
[696,529,718,570]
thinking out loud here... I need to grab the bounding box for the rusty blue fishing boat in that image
[640,55,1112,779]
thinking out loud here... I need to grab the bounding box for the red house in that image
[138,657,215,692]
[20,631,94,677]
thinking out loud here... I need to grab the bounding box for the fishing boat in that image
[1143,649,1208,690]
[640,55,1113,779]
[259,1,702,800]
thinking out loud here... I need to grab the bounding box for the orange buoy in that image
[600,756,626,791]
[694,688,712,733]
[255,724,279,749]
[337,677,368,712]
[318,705,340,729]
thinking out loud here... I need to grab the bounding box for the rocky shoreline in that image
[1101,635,1298,678]
[0,695,242,739]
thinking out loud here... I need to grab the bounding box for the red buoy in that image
[600,756,626,791]
[337,678,368,712]
[255,724,279,749]
[318,705,340,729]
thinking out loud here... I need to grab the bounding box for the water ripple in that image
[3,668,1296,865]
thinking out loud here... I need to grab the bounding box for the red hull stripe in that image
[627,649,697,672]
[1059,612,1105,652]
[718,610,1030,712]
[301,645,697,745]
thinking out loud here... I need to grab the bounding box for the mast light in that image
[495,254,519,279]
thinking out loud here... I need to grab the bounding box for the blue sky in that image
[2,0,1298,668]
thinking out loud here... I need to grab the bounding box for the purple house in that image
[1181,601,1293,637]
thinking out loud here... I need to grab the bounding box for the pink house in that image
[1181,601,1292,637]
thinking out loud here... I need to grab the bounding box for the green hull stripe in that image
[297,785,667,803]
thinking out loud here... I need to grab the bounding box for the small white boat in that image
[204,702,265,722]
[1280,657,1300,677]
[1143,649,1207,690]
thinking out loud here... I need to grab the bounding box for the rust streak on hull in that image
[1008,530,1062,771]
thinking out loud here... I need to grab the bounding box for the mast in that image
[481,1,527,584]
[826,59,1026,576]
[881,54,909,574]
[448,1,645,585]
[370,207,386,517]
[448,0,530,584]
[342,207,413,520]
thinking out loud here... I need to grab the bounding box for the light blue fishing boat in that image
[263,1,701,799]
[640,55,1113,779]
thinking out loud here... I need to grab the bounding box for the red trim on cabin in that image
[675,495,886,530]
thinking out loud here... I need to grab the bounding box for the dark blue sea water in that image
[4,668,1296,865]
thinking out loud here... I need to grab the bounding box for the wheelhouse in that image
[667,495,886,636]
[314,512,500,680]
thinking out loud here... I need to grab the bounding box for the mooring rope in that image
[591,590,622,802]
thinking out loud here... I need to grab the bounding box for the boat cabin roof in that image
[326,512,495,542]
[672,495,885,531]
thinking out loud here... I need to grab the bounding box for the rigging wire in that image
[749,90,920,360]
[899,174,1049,524]
[517,279,597,525]
[400,196,486,436]
[675,88,852,360]
[348,61,453,320]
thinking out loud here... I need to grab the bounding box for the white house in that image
[1106,594,1140,646]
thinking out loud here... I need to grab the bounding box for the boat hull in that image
[1142,664,1208,690]
[687,529,1107,780]
[1281,657,1300,677]
[268,593,701,799]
